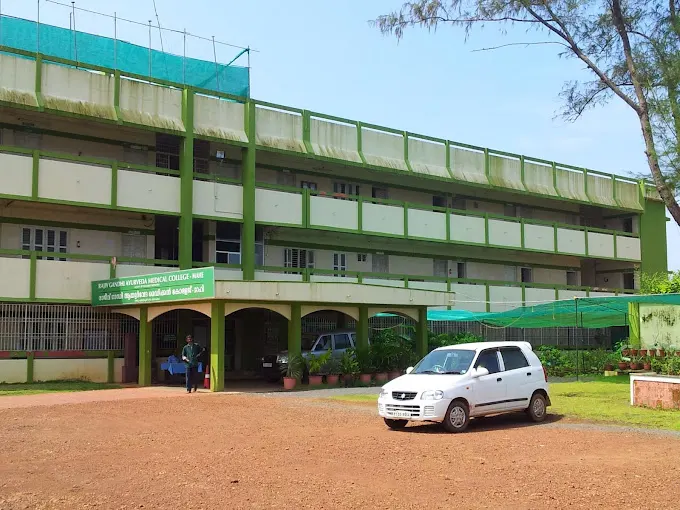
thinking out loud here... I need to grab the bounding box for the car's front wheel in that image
[443,399,470,433]
[383,418,408,430]
[526,392,548,422]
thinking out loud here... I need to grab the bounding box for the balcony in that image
[0,49,655,211]
[255,186,642,262]
[0,250,632,308]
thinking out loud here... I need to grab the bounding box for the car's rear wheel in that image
[527,392,547,422]
[384,418,408,430]
[443,400,470,433]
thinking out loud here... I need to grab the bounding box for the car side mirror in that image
[405,367,414,374]
[472,367,489,378]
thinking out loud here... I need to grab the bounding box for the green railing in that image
[0,44,657,211]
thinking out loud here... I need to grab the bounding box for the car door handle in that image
[527,372,532,376]
[496,377,502,382]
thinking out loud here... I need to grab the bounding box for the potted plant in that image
[643,358,652,371]
[629,356,641,371]
[604,362,614,372]
[630,348,639,356]
[370,343,389,383]
[659,347,667,357]
[340,349,359,385]
[282,354,305,390]
[325,357,341,385]
[638,349,647,357]
[356,349,373,384]
[617,360,629,371]
[307,350,331,386]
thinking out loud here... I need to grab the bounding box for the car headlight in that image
[276,355,288,364]
[379,388,390,398]
[421,390,444,400]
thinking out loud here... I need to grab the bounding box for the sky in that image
[2,0,678,270]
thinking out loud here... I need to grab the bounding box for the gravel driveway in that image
[1,389,679,509]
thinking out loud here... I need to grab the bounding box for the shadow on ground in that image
[392,412,565,434]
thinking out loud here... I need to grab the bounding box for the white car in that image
[378,341,550,433]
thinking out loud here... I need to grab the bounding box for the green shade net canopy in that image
[411,294,680,329]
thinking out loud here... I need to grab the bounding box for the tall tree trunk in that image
[611,0,680,224]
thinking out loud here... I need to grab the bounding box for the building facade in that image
[0,38,668,388]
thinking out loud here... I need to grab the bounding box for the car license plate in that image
[262,363,273,368]
[391,411,411,418]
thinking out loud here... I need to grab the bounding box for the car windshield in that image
[411,349,476,375]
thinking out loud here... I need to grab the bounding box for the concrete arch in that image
[224,303,291,320]
[368,307,419,322]
[111,308,140,321]
[301,306,360,321]
[147,302,212,322]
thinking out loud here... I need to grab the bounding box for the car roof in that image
[434,341,532,352]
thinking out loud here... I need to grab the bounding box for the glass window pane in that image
[500,348,529,371]
[474,350,500,374]
[334,333,350,349]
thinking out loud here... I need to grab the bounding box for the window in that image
[520,267,533,283]
[456,262,467,279]
[122,234,147,263]
[357,253,367,263]
[193,139,210,173]
[350,333,357,347]
[333,253,347,276]
[314,335,332,352]
[22,227,67,261]
[623,218,633,233]
[566,271,578,286]
[300,181,317,190]
[333,333,352,350]
[433,259,447,277]
[504,204,517,217]
[284,249,315,270]
[500,347,529,371]
[451,197,466,211]
[474,349,500,374]
[623,272,635,290]
[14,131,42,149]
[333,182,359,198]
[277,171,296,187]
[372,187,388,199]
[372,253,389,273]
[255,226,265,266]
[432,196,447,208]
[216,222,241,265]
[155,134,180,170]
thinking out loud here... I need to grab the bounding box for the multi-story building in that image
[0,19,667,390]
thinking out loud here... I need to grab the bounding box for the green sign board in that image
[91,267,215,307]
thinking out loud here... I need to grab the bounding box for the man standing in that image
[181,334,204,393]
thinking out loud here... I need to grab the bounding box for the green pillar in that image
[416,307,428,359]
[357,306,369,352]
[107,350,115,384]
[242,100,256,281]
[288,303,302,357]
[639,197,668,276]
[629,302,641,348]
[138,307,152,386]
[179,88,195,270]
[26,352,34,383]
[210,301,225,392]
[177,310,193,351]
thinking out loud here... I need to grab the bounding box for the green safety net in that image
[0,15,250,97]
[419,294,680,329]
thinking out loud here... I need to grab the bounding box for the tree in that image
[373,1,680,226]
[639,270,680,293]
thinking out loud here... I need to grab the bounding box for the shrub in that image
[534,346,618,377]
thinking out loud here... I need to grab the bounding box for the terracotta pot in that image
[675,351,680,357]
[618,362,629,370]
[659,350,666,357]
[631,349,639,356]
[622,349,630,357]
[283,377,297,390]
[375,373,388,383]
[326,374,340,385]
[308,375,323,386]
[359,373,372,384]
[643,363,652,370]
[648,351,656,358]
[638,350,647,357]
[604,364,614,372]
[630,362,641,370]
[389,370,402,380]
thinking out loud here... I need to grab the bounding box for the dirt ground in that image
[1,390,679,510]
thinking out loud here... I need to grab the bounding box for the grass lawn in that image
[0,380,122,397]
[330,376,680,432]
